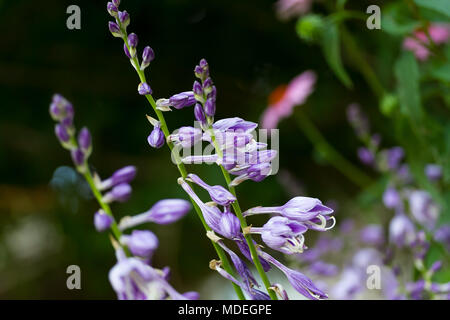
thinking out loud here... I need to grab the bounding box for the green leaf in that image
[414,0,450,19]
[395,51,423,122]
[382,2,419,36]
[320,20,353,88]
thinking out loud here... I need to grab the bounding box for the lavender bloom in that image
[138,82,152,95]
[103,183,132,203]
[78,127,92,153]
[389,213,416,247]
[249,216,308,254]
[168,127,202,148]
[425,164,442,181]
[148,125,165,148]
[169,91,196,109]
[119,199,191,229]
[187,173,236,206]
[244,196,334,225]
[121,230,159,258]
[260,251,328,300]
[99,166,137,190]
[357,147,374,165]
[409,190,440,230]
[108,21,122,37]
[360,224,384,246]
[383,187,401,209]
[94,210,114,232]
[141,46,155,70]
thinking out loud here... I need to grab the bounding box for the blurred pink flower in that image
[403,24,450,61]
[276,0,312,20]
[261,71,316,129]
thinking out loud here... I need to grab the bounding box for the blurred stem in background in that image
[295,111,373,188]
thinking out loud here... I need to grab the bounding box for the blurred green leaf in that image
[320,20,353,88]
[395,51,423,122]
[382,2,419,36]
[414,0,450,19]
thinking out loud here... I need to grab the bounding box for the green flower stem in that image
[295,111,373,188]
[120,31,246,301]
[209,132,278,300]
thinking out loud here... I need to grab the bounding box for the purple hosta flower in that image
[94,210,114,232]
[99,166,137,190]
[138,82,152,95]
[187,173,236,206]
[103,183,132,203]
[260,251,328,300]
[248,216,308,254]
[347,103,369,138]
[209,260,270,300]
[425,164,442,182]
[193,80,203,97]
[409,190,440,230]
[434,225,450,250]
[148,124,165,148]
[119,199,191,229]
[169,91,196,110]
[216,240,260,295]
[244,196,334,228]
[107,2,118,17]
[219,209,241,240]
[168,127,202,148]
[229,162,273,186]
[389,213,416,247]
[140,46,155,70]
[108,21,122,37]
[357,147,374,165]
[127,33,138,57]
[213,117,258,133]
[118,10,130,28]
[234,234,272,272]
[109,249,191,300]
[308,261,338,277]
[121,230,159,258]
[360,224,384,246]
[386,147,404,170]
[383,187,401,210]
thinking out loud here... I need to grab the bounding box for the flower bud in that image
[383,187,400,209]
[107,2,118,17]
[169,91,196,109]
[138,82,152,95]
[118,10,130,28]
[425,164,442,182]
[103,183,132,203]
[71,148,85,168]
[100,166,137,190]
[121,230,159,258]
[94,210,113,232]
[168,126,202,148]
[123,43,131,59]
[194,103,206,124]
[148,125,165,148]
[141,46,155,70]
[204,98,216,117]
[108,21,122,37]
[112,0,120,7]
[219,210,241,240]
[193,81,203,97]
[78,127,92,153]
[128,33,138,58]
[55,124,70,143]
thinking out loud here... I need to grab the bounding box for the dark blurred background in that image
[0,0,391,298]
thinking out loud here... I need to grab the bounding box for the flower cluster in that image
[50,92,194,300]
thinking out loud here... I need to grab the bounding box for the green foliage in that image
[414,0,450,19]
